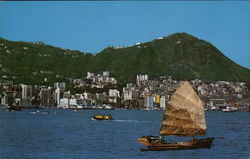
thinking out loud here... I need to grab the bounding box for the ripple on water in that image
[0,110,249,159]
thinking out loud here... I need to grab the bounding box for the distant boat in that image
[8,106,21,111]
[138,81,215,151]
[92,114,113,120]
[222,106,237,112]
[30,110,49,115]
[72,108,78,112]
[103,104,114,110]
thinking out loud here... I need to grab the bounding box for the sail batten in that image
[160,81,207,136]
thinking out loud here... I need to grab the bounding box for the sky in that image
[0,1,249,69]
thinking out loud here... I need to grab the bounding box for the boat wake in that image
[113,119,146,123]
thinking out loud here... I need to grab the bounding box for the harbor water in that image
[0,109,249,159]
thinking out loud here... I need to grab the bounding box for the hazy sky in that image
[0,1,249,68]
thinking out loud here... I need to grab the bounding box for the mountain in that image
[0,32,250,84]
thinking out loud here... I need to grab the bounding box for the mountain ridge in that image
[0,32,249,84]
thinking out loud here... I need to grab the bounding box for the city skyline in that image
[0,1,249,69]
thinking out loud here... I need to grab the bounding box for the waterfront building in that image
[55,87,61,106]
[95,93,108,106]
[19,84,32,107]
[209,98,227,110]
[1,92,12,106]
[21,84,32,100]
[0,80,15,106]
[39,88,54,107]
[146,95,154,110]
[160,96,166,110]
[154,94,161,104]
[58,98,69,109]
[69,99,77,108]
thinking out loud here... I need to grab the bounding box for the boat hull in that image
[8,106,21,111]
[138,136,214,151]
[92,115,113,120]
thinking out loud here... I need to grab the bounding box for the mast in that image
[160,81,206,136]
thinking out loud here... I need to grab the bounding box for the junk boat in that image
[138,81,215,151]
[92,114,113,120]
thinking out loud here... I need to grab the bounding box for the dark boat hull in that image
[8,106,21,111]
[92,117,113,120]
[138,136,214,151]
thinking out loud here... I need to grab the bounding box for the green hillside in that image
[0,32,250,84]
[0,38,93,84]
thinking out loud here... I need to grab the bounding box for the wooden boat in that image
[8,106,21,111]
[138,81,215,151]
[92,114,113,120]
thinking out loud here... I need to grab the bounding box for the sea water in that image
[0,109,249,159]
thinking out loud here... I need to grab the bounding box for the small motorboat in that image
[222,106,237,112]
[92,114,113,120]
[30,110,49,115]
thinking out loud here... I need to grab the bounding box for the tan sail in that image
[160,81,206,136]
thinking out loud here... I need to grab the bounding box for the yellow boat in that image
[92,114,113,120]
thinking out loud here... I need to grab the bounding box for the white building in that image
[54,82,66,90]
[136,74,149,86]
[126,83,136,90]
[160,96,166,110]
[146,95,154,110]
[109,89,120,104]
[108,77,117,84]
[55,87,60,106]
[58,98,69,108]
[87,72,95,79]
[69,99,77,107]
[123,90,133,100]
[83,92,92,100]
[109,89,120,98]
[103,71,110,77]
[21,84,32,100]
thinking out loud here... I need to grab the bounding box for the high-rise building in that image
[21,84,32,100]
[39,88,53,107]
[160,96,166,110]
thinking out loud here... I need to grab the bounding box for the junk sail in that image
[160,81,206,136]
[138,81,215,151]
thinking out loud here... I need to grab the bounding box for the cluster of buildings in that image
[0,72,249,111]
